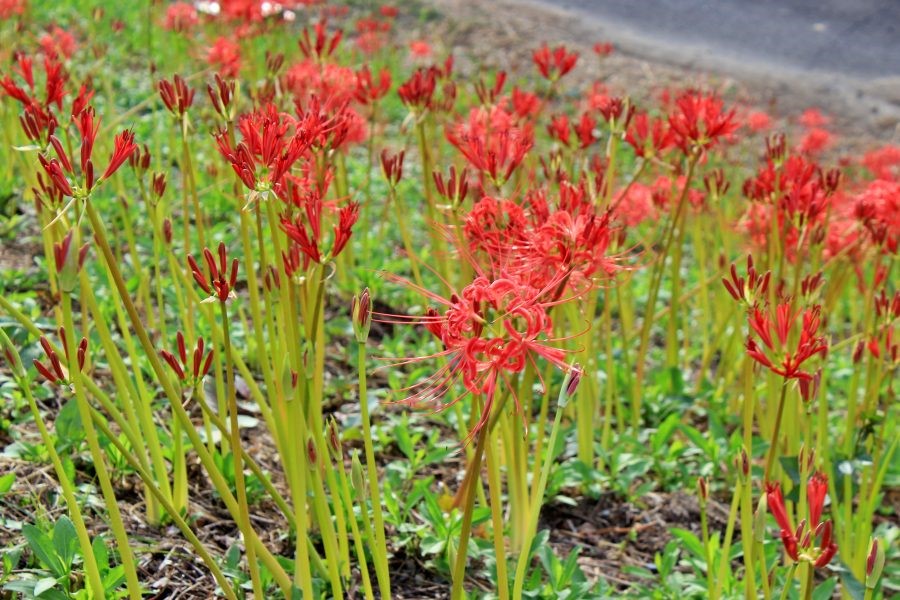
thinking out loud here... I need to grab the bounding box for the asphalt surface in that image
[508,0,900,79]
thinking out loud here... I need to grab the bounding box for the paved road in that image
[508,0,900,80]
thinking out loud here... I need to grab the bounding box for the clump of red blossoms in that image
[532,43,578,82]
[745,301,828,381]
[766,473,838,568]
[379,270,576,443]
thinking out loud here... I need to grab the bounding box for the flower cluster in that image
[766,473,838,568]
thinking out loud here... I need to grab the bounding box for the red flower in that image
[158,75,195,117]
[766,474,837,568]
[207,38,241,78]
[379,271,574,443]
[445,105,534,186]
[163,2,199,32]
[101,129,137,181]
[625,112,674,158]
[746,301,828,381]
[722,254,770,306]
[667,90,737,154]
[354,66,391,105]
[532,43,578,82]
[39,26,78,60]
[397,67,437,111]
[161,332,214,383]
[188,243,239,304]
[298,20,343,60]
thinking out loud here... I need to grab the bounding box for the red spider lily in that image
[52,230,89,275]
[0,0,26,19]
[433,165,468,206]
[532,43,578,82]
[377,271,575,443]
[547,114,571,147]
[473,71,506,107]
[1,54,68,112]
[746,301,828,381]
[33,327,87,385]
[409,40,432,59]
[207,74,236,120]
[573,112,598,148]
[39,26,78,60]
[722,254,770,306]
[214,104,315,194]
[703,168,730,199]
[299,20,343,61]
[279,177,360,264]
[625,112,674,158]
[188,242,239,304]
[853,179,899,253]
[593,42,614,57]
[746,110,773,132]
[667,90,737,155]
[207,37,241,78]
[354,66,391,105]
[160,332,214,383]
[158,75,195,117]
[523,182,620,287]
[380,149,404,187]
[19,103,59,144]
[861,144,900,180]
[164,2,199,32]
[101,129,137,181]
[799,108,829,128]
[445,105,534,187]
[510,87,542,122]
[397,67,437,111]
[766,474,838,568]
[588,89,632,127]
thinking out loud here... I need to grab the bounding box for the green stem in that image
[778,563,798,600]
[358,342,392,599]
[764,382,789,483]
[451,422,488,600]
[484,423,509,600]
[61,293,141,600]
[220,302,263,598]
[15,371,105,598]
[90,408,239,600]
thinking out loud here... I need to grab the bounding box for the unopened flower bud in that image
[163,218,173,245]
[53,231,90,293]
[697,476,708,504]
[328,418,342,460]
[351,288,372,343]
[556,363,581,409]
[306,438,317,466]
[738,447,750,479]
[866,538,884,589]
[753,493,768,543]
[0,329,25,379]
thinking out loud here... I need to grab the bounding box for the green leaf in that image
[54,399,84,450]
[779,456,800,485]
[92,535,109,570]
[651,413,681,453]
[811,577,836,600]
[838,563,866,600]
[670,527,705,562]
[23,524,65,578]
[52,517,77,572]
[34,577,59,596]
[0,472,14,495]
